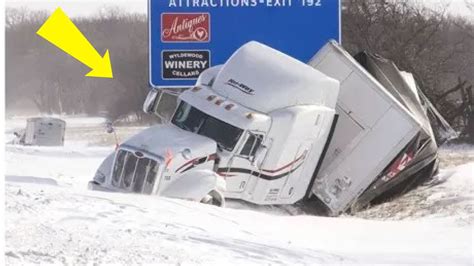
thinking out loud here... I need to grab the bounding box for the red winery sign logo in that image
[161,13,210,42]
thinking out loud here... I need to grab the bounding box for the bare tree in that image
[342,0,474,142]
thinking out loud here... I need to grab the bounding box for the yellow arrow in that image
[36,8,113,79]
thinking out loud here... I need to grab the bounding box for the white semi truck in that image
[89,41,444,215]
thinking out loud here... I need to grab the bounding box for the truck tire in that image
[201,190,225,207]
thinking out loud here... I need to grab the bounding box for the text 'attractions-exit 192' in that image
[149,0,341,88]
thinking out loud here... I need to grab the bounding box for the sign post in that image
[149,0,341,88]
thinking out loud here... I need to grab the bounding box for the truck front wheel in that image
[201,190,225,207]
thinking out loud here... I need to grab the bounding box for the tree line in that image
[6,7,150,122]
[5,1,474,141]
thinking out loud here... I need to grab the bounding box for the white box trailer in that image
[307,41,439,214]
[23,117,66,146]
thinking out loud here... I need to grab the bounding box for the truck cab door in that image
[224,132,265,193]
[280,140,313,199]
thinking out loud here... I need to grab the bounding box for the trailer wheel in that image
[201,190,224,207]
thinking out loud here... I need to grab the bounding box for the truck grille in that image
[111,149,160,194]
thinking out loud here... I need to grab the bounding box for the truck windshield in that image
[172,101,243,151]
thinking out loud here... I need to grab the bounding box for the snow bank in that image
[5,182,472,265]
[4,144,473,265]
[439,144,474,168]
[356,161,473,225]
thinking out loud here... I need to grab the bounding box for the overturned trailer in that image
[307,41,455,214]
[90,41,453,215]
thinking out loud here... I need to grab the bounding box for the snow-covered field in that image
[4,117,474,265]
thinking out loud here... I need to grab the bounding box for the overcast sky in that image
[5,0,473,19]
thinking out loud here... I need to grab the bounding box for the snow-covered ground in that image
[4,117,474,265]
[355,146,474,223]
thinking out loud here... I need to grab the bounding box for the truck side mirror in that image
[252,145,268,167]
[143,89,160,114]
[144,88,184,123]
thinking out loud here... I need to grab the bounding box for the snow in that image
[4,117,474,265]
[355,160,474,224]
